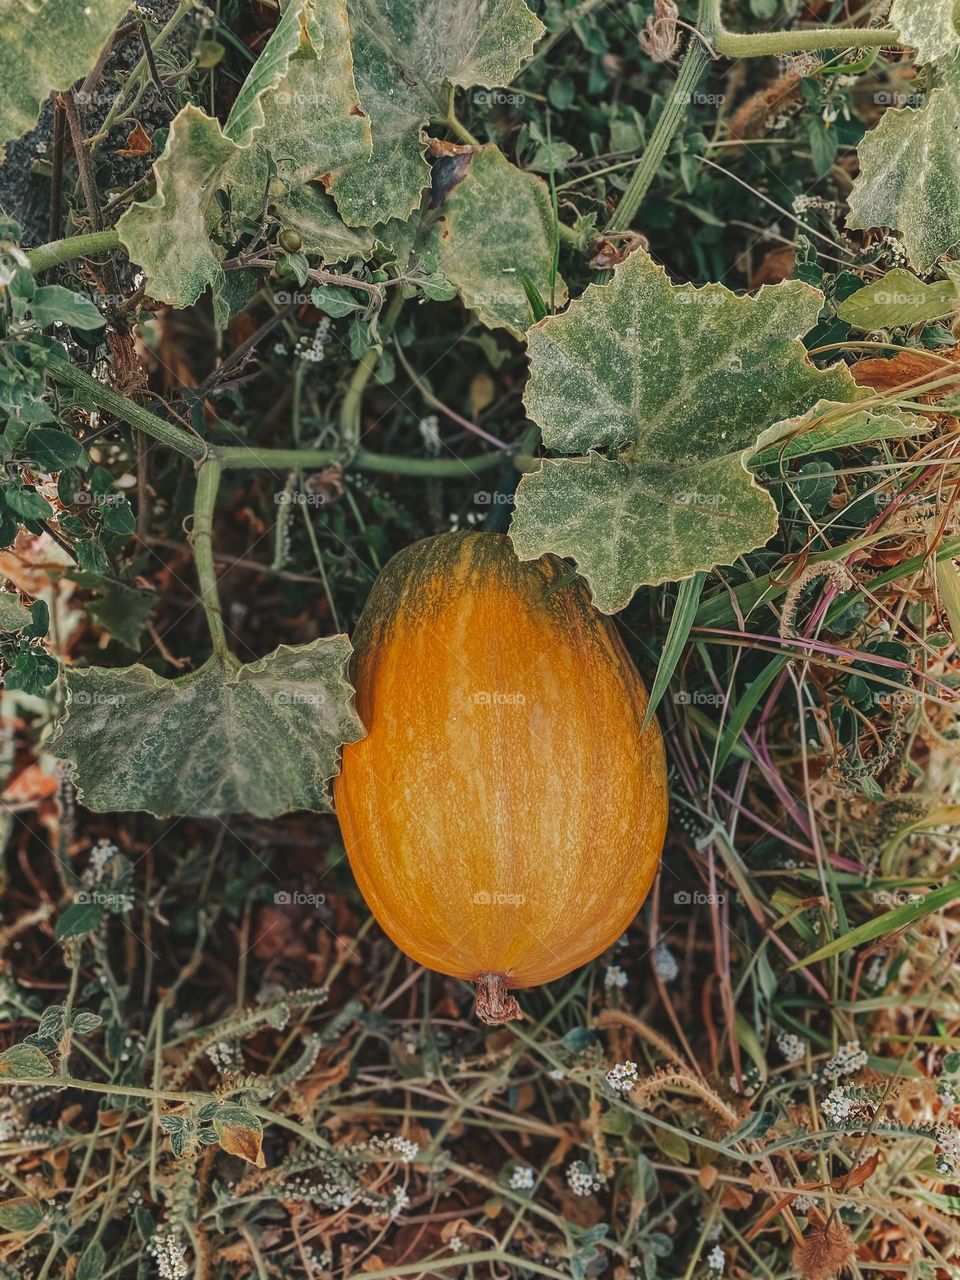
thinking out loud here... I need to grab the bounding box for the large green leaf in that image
[847,77,960,271]
[47,638,364,819]
[117,0,371,320]
[890,0,960,64]
[432,145,565,336]
[329,0,544,226]
[0,0,129,161]
[509,251,859,612]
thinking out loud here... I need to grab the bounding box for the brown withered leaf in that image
[214,1106,266,1168]
[116,122,151,157]
[588,231,649,271]
[852,349,960,401]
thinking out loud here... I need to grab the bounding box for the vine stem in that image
[44,356,530,473]
[606,32,712,234]
[192,455,230,661]
[714,25,897,57]
[606,0,902,235]
[27,227,122,273]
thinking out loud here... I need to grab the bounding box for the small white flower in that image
[823,1041,867,1078]
[148,1234,190,1280]
[707,1244,725,1274]
[604,964,628,990]
[509,1165,535,1190]
[652,941,678,983]
[606,1060,639,1094]
[566,1160,602,1196]
[821,1086,854,1124]
[777,1032,807,1064]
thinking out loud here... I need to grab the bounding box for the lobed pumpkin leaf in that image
[847,66,960,271]
[0,0,129,162]
[510,250,859,612]
[890,0,960,65]
[47,637,365,819]
[328,0,544,226]
[431,144,566,337]
[117,0,371,320]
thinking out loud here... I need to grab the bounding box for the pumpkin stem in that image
[475,974,523,1025]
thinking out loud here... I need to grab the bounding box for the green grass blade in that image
[793,880,960,968]
[642,572,706,731]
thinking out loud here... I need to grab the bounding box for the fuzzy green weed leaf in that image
[510,251,858,611]
[213,1106,266,1167]
[0,1043,54,1080]
[0,1199,44,1234]
[0,591,30,633]
[47,637,364,819]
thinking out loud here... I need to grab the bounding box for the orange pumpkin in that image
[334,531,668,1023]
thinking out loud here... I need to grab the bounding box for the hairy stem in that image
[606,26,712,234]
[715,25,897,56]
[46,351,206,458]
[192,456,230,661]
[217,445,530,476]
[27,227,122,274]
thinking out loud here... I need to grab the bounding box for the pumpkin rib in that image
[335,530,669,1020]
